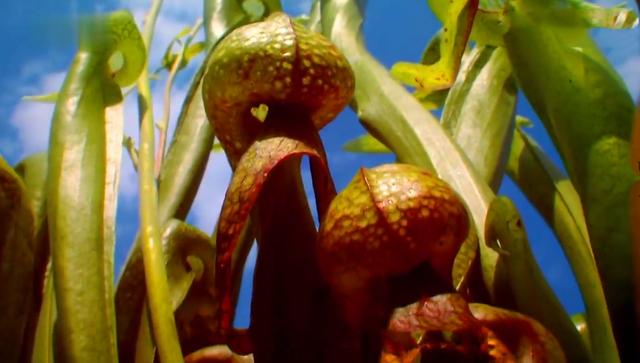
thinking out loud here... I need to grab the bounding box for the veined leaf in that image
[506,121,616,359]
[485,196,591,362]
[504,3,635,359]
[441,45,516,192]
[440,44,516,299]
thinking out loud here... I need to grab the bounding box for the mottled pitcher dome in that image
[317,163,469,294]
[202,12,354,162]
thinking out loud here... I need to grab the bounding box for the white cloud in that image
[9,101,54,156]
[9,72,66,158]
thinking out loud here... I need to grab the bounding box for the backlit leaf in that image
[484,196,590,362]
[506,121,615,359]
[342,133,391,154]
[391,0,478,95]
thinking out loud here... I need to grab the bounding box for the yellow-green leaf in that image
[391,0,477,95]
[485,196,591,363]
[342,133,391,154]
[506,121,616,361]
[22,92,59,103]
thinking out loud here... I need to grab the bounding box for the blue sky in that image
[0,0,638,329]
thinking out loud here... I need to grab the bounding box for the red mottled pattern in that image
[215,133,334,334]
[389,294,477,334]
[469,303,567,363]
[382,293,567,362]
[317,163,469,294]
[383,294,514,362]
[202,12,354,164]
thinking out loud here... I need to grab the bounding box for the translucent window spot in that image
[108,50,124,77]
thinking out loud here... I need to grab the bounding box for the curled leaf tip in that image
[79,10,145,87]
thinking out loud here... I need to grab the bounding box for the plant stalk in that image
[136,0,184,361]
[155,19,203,176]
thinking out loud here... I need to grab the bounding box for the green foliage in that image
[46,10,144,363]
[485,196,591,362]
[503,4,636,360]
[507,119,616,360]
[117,220,216,362]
